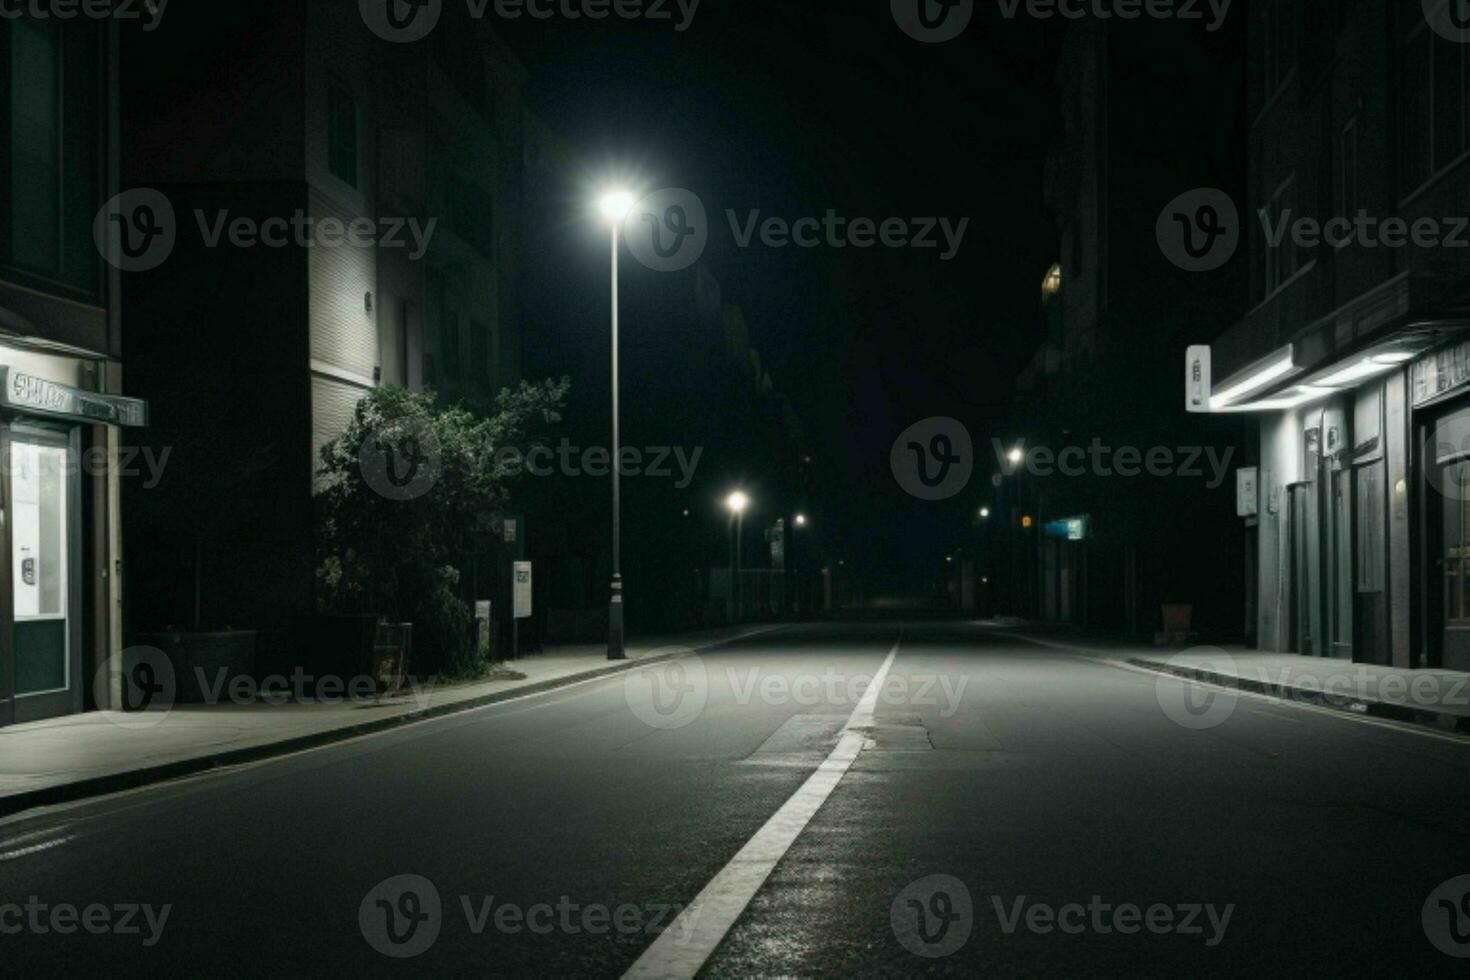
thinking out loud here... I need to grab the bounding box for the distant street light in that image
[1007,446,1024,465]
[794,513,807,527]
[725,491,749,621]
[978,506,990,519]
[598,188,636,660]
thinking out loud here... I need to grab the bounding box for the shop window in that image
[1262,176,1298,294]
[0,18,101,299]
[328,82,358,188]
[1401,11,1468,195]
[1449,468,1470,624]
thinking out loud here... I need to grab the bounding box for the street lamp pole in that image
[608,218,625,659]
[599,190,635,660]
[725,491,749,622]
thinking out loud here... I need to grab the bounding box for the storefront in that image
[1411,340,1470,672]
[1188,328,1462,669]
[0,342,145,727]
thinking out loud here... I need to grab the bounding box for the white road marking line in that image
[622,634,903,980]
[0,835,73,861]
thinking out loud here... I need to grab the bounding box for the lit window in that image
[1041,262,1062,299]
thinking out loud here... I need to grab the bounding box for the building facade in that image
[118,3,530,654]
[1197,0,1470,668]
[0,15,148,725]
[1008,16,1247,639]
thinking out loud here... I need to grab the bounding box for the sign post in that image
[512,561,532,660]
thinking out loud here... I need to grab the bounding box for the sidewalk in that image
[999,621,1470,732]
[0,624,783,819]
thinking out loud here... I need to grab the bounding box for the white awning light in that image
[1209,347,1298,410]
[1317,357,1399,387]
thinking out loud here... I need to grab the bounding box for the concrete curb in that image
[1127,657,1470,734]
[0,628,782,819]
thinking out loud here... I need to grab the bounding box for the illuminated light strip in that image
[1316,357,1400,387]
[1209,350,1297,409]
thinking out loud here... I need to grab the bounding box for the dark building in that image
[1002,16,1249,639]
[1197,0,1470,668]
[0,14,150,725]
[117,4,530,654]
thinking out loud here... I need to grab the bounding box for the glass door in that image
[4,426,80,724]
[1442,460,1470,671]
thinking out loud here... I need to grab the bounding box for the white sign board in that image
[1236,467,1258,517]
[513,562,532,619]
[1186,345,1212,413]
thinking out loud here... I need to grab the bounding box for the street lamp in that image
[1007,446,1024,465]
[725,491,749,622]
[794,513,807,527]
[599,189,635,660]
[978,506,990,519]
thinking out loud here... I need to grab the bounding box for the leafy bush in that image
[314,380,568,675]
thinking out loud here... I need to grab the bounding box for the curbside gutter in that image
[1128,656,1470,734]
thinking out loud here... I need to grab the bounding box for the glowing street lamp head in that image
[725,491,749,514]
[794,513,807,527]
[979,506,990,518]
[1007,447,1024,465]
[598,190,636,223]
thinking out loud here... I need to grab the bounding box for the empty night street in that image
[2,621,1466,976]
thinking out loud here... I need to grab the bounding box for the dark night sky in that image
[496,3,1067,585]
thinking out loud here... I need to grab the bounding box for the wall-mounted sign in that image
[1186,345,1212,413]
[513,561,532,619]
[0,366,147,427]
[502,518,517,543]
[1412,341,1470,407]
[1044,515,1089,541]
[1236,467,1258,517]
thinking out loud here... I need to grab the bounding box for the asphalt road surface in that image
[3,620,1469,976]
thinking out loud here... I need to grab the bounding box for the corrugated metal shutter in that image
[308,188,377,379]
[311,374,368,488]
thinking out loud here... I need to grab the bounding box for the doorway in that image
[0,425,82,725]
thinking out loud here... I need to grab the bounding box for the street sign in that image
[1236,467,1258,517]
[1186,345,1211,412]
[513,562,532,619]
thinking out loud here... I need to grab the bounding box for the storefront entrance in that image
[1427,405,1470,671]
[0,425,82,725]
